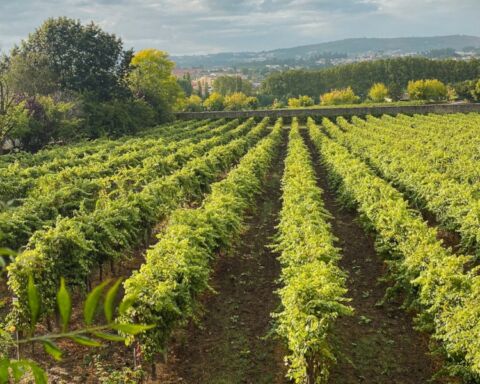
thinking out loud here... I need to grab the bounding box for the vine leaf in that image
[28,361,47,384]
[84,280,110,326]
[69,335,102,347]
[27,275,40,329]
[92,332,125,342]
[104,279,122,323]
[111,323,155,335]
[0,358,9,383]
[43,341,63,361]
[56,278,71,332]
[118,296,136,316]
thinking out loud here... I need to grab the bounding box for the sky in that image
[0,0,479,56]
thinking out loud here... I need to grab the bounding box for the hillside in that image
[172,35,480,68]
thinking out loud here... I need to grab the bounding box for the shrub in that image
[368,83,389,102]
[245,96,259,110]
[80,97,156,138]
[224,92,248,111]
[183,95,204,112]
[320,87,360,105]
[407,79,448,101]
[287,95,314,108]
[272,99,285,109]
[203,92,224,111]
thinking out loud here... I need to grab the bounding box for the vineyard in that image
[1,113,480,383]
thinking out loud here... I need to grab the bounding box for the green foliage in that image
[127,49,182,122]
[271,98,285,109]
[0,18,169,152]
[473,79,480,100]
[0,268,151,383]
[7,119,271,327]
[16,17,131,99]
[80,96,156,139]
[332,113,480,257]
[177,73,193,97]
[203,92,224,111]
[245,96,259,110]
[407,79,448,101]
[312,117,480,380]
[273,119,351,383]
[0,102,29,149]
[368,83,389,102]
[320,87,360,105]
[121,118,282,360]
[212,75,253,96]
[223,92,248,111]
[261,57,480,100]
[9,96,82,152]
[287,95,314,108]
[182,94,204,112]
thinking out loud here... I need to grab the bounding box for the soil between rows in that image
[301,128,440,384]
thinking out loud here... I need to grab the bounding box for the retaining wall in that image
[175,103,480,120]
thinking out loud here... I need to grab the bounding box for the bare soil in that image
[302,129,441,384]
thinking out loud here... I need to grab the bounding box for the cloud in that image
[0,0,479,55]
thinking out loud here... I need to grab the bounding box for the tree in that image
[183,94,203,112]
[245,96,259,110]
[177,73,193,97]
[213,76,253,96]
[4,52,57,96]
[260,57,480,101]
[272,99,285,109]
[287,95,314,108]
[16,17,132,99]
[472,79,480,101]
[368,83,389,102]
[407,79,448,101]
[203,92,224,111]
[127,48,182,122]
[320,87,360,105]
[223,92,249,111]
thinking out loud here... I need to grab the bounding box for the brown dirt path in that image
[302,128,441,384]
[156,131,288,384]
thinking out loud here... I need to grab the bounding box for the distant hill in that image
[172,35,480,68]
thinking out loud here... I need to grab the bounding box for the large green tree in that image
[12,17,132,99]
[127,49,182,122]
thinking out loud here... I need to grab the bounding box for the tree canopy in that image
[213,76,253,96]
[12,17,132,99]
[261,57,480,101]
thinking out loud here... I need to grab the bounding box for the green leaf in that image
[92,331,126,342]
[0,248,16,257]
[0,358,10,384]
[43,341,63,361]
[9,361,26,381]
[118,296,136,316]
[84,280,110,326]
[56,278,71,332]
[104,278,122,323]
[69,335,102,347]
[27,275,40,328]
[28,361,47,384]
[111,323,155,335]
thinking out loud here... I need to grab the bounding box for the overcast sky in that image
[0,0,479,56]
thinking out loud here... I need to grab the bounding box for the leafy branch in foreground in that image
[0,251,152,383]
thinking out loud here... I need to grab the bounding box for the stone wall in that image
[175,103,480,120]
